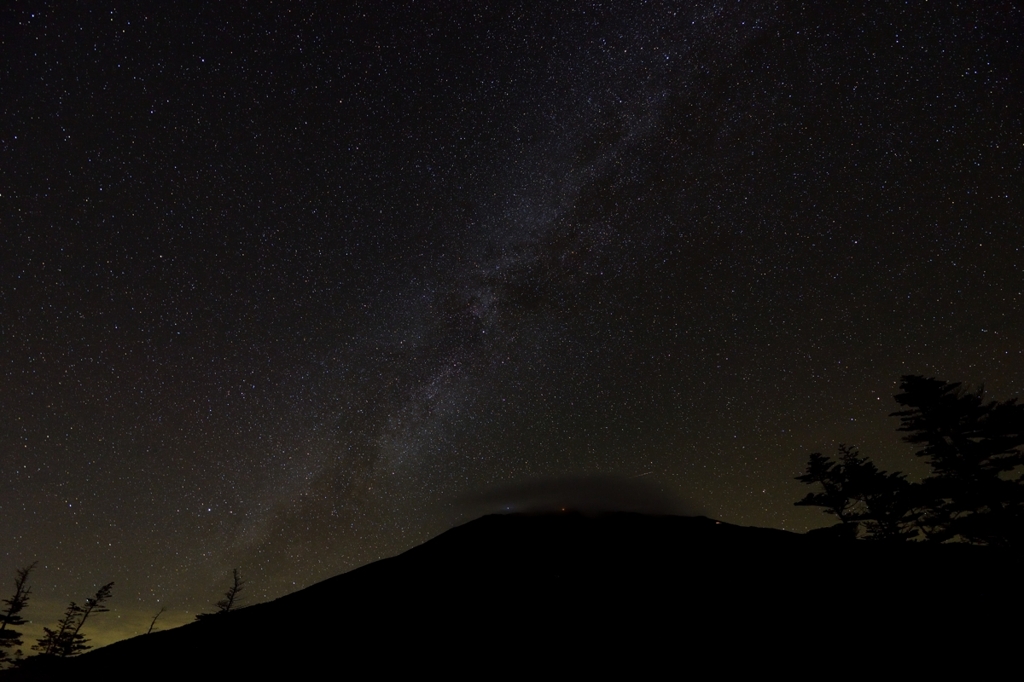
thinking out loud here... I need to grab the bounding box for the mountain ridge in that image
[10,512,1021,677]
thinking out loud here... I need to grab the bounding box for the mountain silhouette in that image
[11,513,1021,677]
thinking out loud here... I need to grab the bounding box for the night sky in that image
[3,1,1022,645]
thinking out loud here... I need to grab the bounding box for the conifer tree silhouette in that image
[795,445,915,540]
[147,606,167,634]
[858,468,919,542]
[797,375,1024,545]
[196,569,245,620]
[0,563,35,668]
[34,582,113,658]
[891,375,1024,545]
[795,445,872,526]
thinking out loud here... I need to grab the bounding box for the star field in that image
[2,1,1022,645]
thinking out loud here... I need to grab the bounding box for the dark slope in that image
[11,513,1023,677]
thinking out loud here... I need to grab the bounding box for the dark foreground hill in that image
[11,513,1023,677]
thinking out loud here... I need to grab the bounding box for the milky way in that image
[2,1,1021,644]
